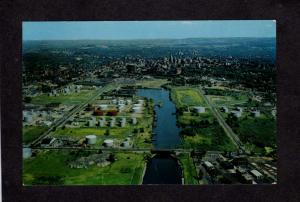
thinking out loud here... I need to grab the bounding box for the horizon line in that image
[23,36,276,41]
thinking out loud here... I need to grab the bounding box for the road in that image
[197,86,244,149]
[30,84,117,146]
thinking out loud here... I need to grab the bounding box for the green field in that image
[171,87,206,107]
[177,153,199,185]
[135,79,169,88]
[181,122,236,151]
[23,126,49,144]
[31,90,95,105]
[23,151,146,185]
[208,95,248,106]
[177,110,215,126]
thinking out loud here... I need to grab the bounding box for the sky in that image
[23,20,276,40]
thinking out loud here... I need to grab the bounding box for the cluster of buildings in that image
[193,151,277,184]
[220,106,263,118]
[23,104,73,126]
[48,84,83,96]
[23,109,54,126]
[69,153,112,169]
[84,116,138,128]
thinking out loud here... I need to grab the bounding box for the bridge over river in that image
[27,146,193,154]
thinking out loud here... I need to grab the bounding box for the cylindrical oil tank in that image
[133,103,142,107]
[88,120,94,127]
[104,139,114,147]
[132,106,142,113]
[132,117,137,125]
[99,104,108,110]
[86,135,97,144]
[121,118,126,127]
[110,118,115,127]
[123,141,130,148]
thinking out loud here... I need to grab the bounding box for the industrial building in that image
[193,106,205,113]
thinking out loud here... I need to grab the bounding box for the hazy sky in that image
[23,20,276,40]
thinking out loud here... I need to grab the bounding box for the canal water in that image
[137,88,183,184]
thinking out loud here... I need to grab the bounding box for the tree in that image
[41,84,51,93]
[104,129,110,136]
[108,153,115,162]
[24,96,32,103]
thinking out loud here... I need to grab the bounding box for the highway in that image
[30,84,117,146]
[197,86,244,149]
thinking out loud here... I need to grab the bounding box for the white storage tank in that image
[123,141,130,148]
[118,99,125,105]
[121,118,126,127]
[110,118,116,127]
[236,107,243,112]
[99,120,105,127]
[221,106,229,113]
[88,120,94,127]
[231,110,242,118]
[118,104,125,112]
[23,147,32,159]
[133,103,142,107]
[86,135,97,145]
[132,106,142,113]
[132,117,137,125]
[252,110,260,117]
[99,104,108,110]
[193,106,205,113]
[104,139,114,147]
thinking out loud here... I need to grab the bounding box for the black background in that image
[1,0,300,201]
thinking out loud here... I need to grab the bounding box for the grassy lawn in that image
[135,79,169,88]
[23,126,49,144]
[177,110,215,126]
[205,88,249,107]
[31,90,95,105]
[180,123,236,151]
[171,87,206,107]
[23,150,146,185]
[177,153,199,185]
[208,95,248,106]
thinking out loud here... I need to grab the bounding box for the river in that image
[137,88,183,184]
